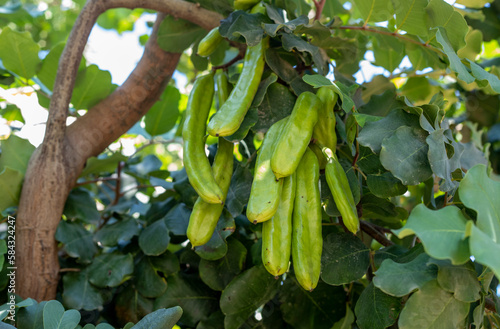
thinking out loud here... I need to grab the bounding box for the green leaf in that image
[425,0,468,51]
[71,65,113,110]
[79,153,127,177]
[263,15,309,36]
[0,167,23,212]
[0,105,24,123]
[321,233,370,285]
[218,11,267,46]
[398,280,469,329]
[115,288,154,325]
[373,253,437,297]
[157,16,206,52]
[279,278,346,329]
[332,306,355,329]
[457,28,483,61]
[62,268,104,311]
[0,27,40,79]
[43,300,81,329]
[372,34,405,72]
[428,259,481,302]
[225,106,259,142]
[88,253,134,287]
[467,223,500,281]
[250,73,278,108]
[144,86,181,136]
[154,273,218,328]
[302,75,355,114]
[17,300,46,329]
[131,307,183,329]
[199,238,247,291]
[468,59,500,93]
[55,221,97,263]
[196,311,225,329]
[139,218,170,256]
[37,43,85,90]
[435,27,475,84]
[392,0,428,35]
[459,164,500,243]
[366,172,407,198]
[194,210,236,260]
[393,204,470,264]
[63,189,100,224]
[352,0,394,23]
[94,217,139,247]
[225,165,253,217]
[0,134,35,174]
[220,265,279,329]
[380,126,433,185]
[265,48,299,84]
[281,33,327,75]
[426,129,460,192]
[358,109,420,154]
[354,283,402,329]
[361,194,407,224]
[134,256,168,298]
[253,82,296,132]
[150,251,180,276]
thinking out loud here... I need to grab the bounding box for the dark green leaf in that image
[332,306,355,329]
[428,259,481,303]
[380,126,432,186]
[218,11,268,46]
[225,165,253,217]
[264,48,299,84]
[253,82,296,133]
[139,218,170,256]
[0,167,23,212]
[115,287,154,325]
[281,33,327,75]
[354,283,402,329]
[63,189,100,225]
[225,107,259,142]
[55,221,97,263]
[279,277,346,329]
[426,0,468,51]
[157,16,206,52]
[357,109,420,154]
[373,253,437,297]
[17,300,47,329]
[0,134,35,174]
[352,0,393,23]
[199,238,247,291]
[79,153,127,177]
[220,265,279,329]
[435,27,474,84]
[131,307,183,329]
[164,203,191,236]
[397,280,469,329]
[144,86,180,136]
[196,311,225,329]
[367,172,407,198]
[135,256,168,298]
[94,217,139,247]
[321,233,370,285]
[250,73,278,108]
[426,129,461,192]
[372,34,405,72]
[150,251,180,276]
[263,15,308,37]
[154,273,219,328]
[62,268,104,311]
[88,253,134,287]
[361,194,407,224]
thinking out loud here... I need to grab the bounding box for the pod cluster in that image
[184,22,360,292]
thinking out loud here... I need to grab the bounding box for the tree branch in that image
[360,220,395,247]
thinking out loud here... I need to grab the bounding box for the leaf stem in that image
[360,220,395,247]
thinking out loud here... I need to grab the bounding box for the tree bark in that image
[17,0,221,301]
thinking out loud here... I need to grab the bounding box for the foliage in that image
[1,0,500,328]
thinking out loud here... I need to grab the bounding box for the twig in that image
[75,177,118,187]
[360,220,395,247]
[313,0,326,21]
[59,268,81,273]
[334,25,444,56]
[111,161,124,206]
[212,53,244,71]
[485,297,497,313]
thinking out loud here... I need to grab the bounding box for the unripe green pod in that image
[325,155,359,234]
[187,138,234,247]
[207,38,268,137]
[249,2,266,14]
[313,87,338,151]
[215,69,230,109]
[271,92,321,179]
[292,147,322,291]
[309,143,327,170]
[234,0,260,10]
[182,73,224,204]
[262,172,295,277]
[197,27,224,58]
[246,118,288,224]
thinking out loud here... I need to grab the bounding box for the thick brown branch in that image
[360,220,395,247]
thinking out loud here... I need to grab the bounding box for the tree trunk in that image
[16,0,221,301]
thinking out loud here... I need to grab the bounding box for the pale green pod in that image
[246,117,288,224]
[182,73,223,204]
[197,27,224,57]
[292,147,322,291]
[262,172,296,277]
[271,92,321,179]
[187,138,234,247]
[313,87,338,151]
